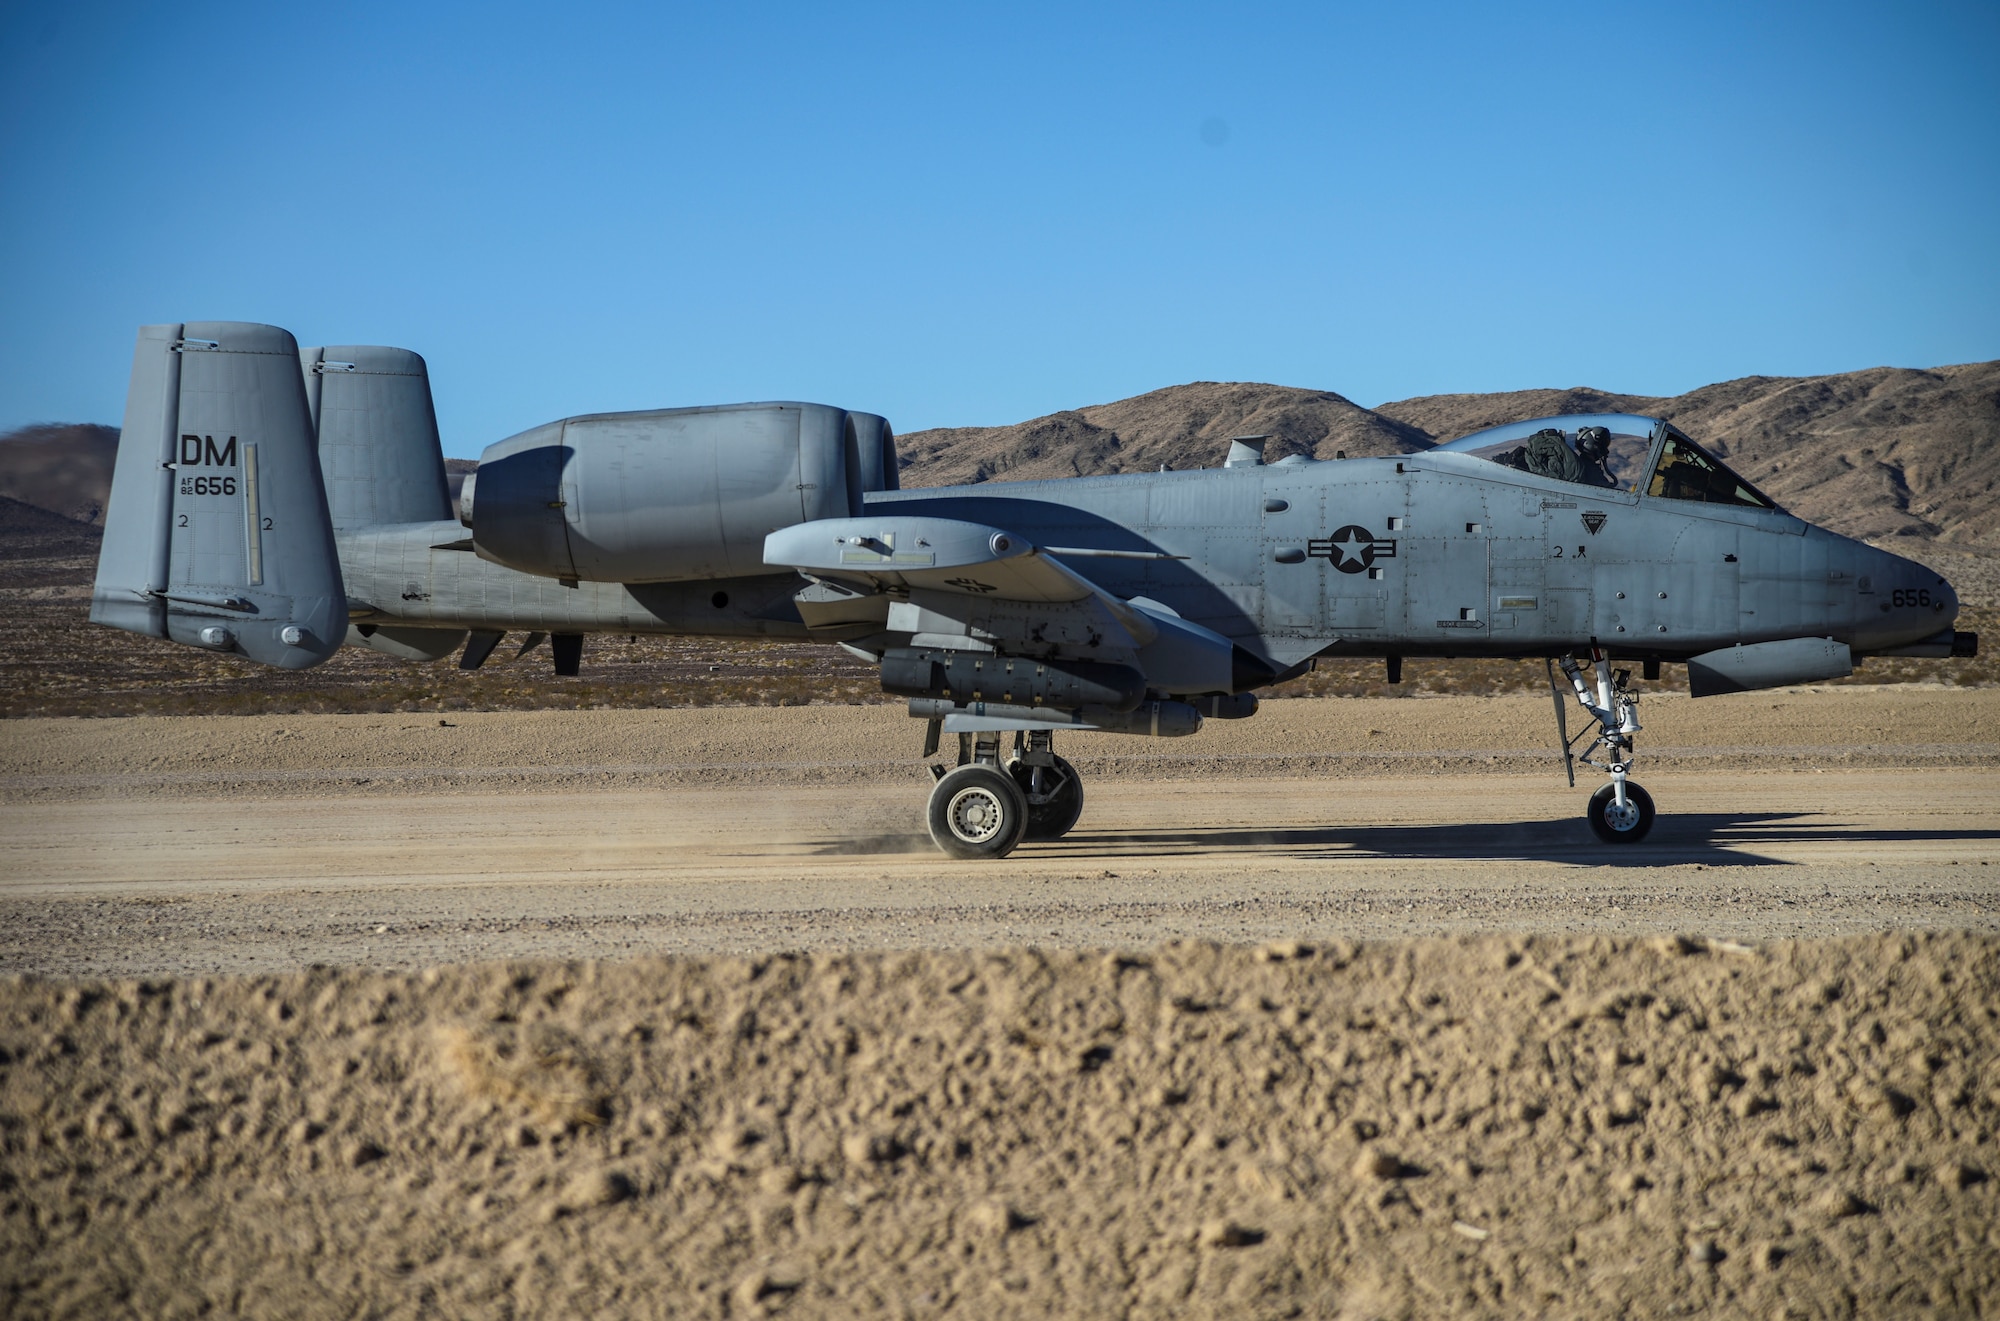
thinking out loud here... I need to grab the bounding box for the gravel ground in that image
[1,690,1995,978]
[3,691,1995,1318]
[2,935,1994,1318]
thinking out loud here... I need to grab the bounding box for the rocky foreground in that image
[2,934,1994,1317]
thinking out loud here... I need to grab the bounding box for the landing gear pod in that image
[1686,637,1852,696]
[90,323,345,670]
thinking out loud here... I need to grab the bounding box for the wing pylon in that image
[764,516,1241,695]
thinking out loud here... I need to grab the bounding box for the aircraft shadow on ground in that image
[1043,813,2000,869]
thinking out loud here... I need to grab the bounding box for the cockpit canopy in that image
[1433,413,1777,510]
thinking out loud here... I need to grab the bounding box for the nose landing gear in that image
[1587,780,1656,843]
[1550,650,1655,844]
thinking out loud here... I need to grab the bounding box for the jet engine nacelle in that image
[461,403,896,583]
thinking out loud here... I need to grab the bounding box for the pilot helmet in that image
[1576,425,1611,456]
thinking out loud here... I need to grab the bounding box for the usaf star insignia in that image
[1308,525,1398,574]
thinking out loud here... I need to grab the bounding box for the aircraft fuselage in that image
[340,452,1955,665]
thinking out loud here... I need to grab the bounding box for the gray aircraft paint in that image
[1687,636,1853,697]
[336,451,1958,687]
[92,320,1964,686]
[340,519,814,638]
[347,435,1958,669]
[337,448,1959,669]
[849,454,1953,670]
[91,322,346,669]
[463,403,889,584]
[89,320,1975,853]
[302,345,453,529]
[91,324,181,639]
[302,343,467,660]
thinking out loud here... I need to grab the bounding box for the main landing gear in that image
[1548,649,1655,843]
[925,728,1085,859]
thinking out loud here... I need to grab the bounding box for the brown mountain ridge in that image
[1371,361,2000,546]
[0,423,119,526]
[3,360,1994,548]
[895,382,1432,486]
[897,362,2000,547]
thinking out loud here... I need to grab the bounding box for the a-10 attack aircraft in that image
[91,322,1977,858]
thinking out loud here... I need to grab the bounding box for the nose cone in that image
[1860,546,1959,649]
[1907,557,1957,625]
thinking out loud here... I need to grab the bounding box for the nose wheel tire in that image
[1010,754,1085,840]
[1587,781,1656,843]
[928,765,1030,859]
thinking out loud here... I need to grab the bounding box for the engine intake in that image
[460,402,895,583]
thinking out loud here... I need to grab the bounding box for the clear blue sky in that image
[3,1,1995,456]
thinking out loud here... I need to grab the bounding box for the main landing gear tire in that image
[928,764,1030,859]
[1587,782,1656,844]
[1011,754,1085,841]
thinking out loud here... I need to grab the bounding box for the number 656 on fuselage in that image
[90,323,1974,857]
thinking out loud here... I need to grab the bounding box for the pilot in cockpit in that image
[1482,424,1628,490]
[1574,425,1614,488]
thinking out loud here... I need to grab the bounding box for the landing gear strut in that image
[923,728,1086,858]
[1009,730,1085,841]
[1549,649,1654,843]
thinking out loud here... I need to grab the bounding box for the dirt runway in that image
[3,689,1996,978]
[4,690,1999,1317]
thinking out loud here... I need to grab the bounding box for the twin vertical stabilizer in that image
[302,344,453,528]
[90,322,346,669]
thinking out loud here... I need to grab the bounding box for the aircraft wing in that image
[764,516,1161,648]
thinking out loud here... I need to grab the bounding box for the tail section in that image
[90,322,345,670]
[302,342,469,660]
[301,344,452,528]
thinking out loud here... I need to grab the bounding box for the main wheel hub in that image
[948,787,1007,842]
